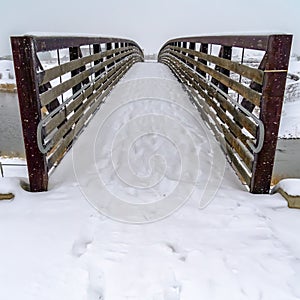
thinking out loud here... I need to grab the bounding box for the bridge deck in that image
[52,61,229,218]
[1,62,299,299]
[38,62,300,298]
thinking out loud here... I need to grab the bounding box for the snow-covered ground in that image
[279,56,300,138]
[0,63,300,300]
[0,60,15,84]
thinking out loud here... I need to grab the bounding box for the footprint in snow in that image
[72,237,93,257]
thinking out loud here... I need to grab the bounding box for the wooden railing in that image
[158,35,292,193]
[11,35,144,192]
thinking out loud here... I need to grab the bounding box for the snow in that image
[0,60,15,84]
[279,57,300,138]
[279,101,300,138]
[1,62,300,299]
[0,157,27,178]
[273,178,300,196]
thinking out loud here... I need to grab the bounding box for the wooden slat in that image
[44,84,94,135]
[40,49,136,107]
[45,57,135,154]
[43,54,136,135]
[168,50,262,107]
[165,57,253,183]
[38,46,132,85]
[169,45,264,85]
[221,124,253,171]
[47,57,136,168]
[226,144,251,186]
[163,56,255,152]
[164,58,229,154]
[165,55,257,137]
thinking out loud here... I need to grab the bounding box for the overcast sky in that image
[0,0,299,56]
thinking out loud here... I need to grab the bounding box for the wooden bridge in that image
[11,34,292,194]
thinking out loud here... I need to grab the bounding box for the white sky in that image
[0,0,299,56]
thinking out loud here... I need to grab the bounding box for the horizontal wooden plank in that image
[164,58,229,151]
[221,124,253,171]
[45,57,135,153]
[169,45,264,85]
[168,50,262,107]
[167,57,252,186]
[44,84,95,135]
[47,57,136,168]
[40,50,138,107]
[44,55,131,135]
[163,56,256,153]
[226,144,251,186]
[38,46,133,85]
[165,55,257,137]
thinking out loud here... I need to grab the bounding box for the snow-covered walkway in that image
[0,62,300,300]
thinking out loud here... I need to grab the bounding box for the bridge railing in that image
[158,34,292,193]
[11,35,144,192]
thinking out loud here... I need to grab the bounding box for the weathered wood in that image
[241,54,266,112]
[38,47,131,86]
[11,34,143,191]
[47,57,136,169]
[169,50,262,106]
[167,54,257,138]
[46,57,135,153]
[226,144,251,186]
[168,45,264,84]
[44,84,94,135]
[43,54,132,136]
[221,124,253,171]
[40,50,135,107]
[164,56,254,153]
[250,35,293,193]
[0,193,15,200]
[159,34,293,193]
[218,46,232,93]
[11,36,48,192]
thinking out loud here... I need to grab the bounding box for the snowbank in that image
[273,178,300,197]
[0,60,16,92]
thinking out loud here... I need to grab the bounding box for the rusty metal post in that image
[211,46,232,93]
[69,47,82,94]
[11,36,48,192]
[106,42,114,69]
[250,35,293,193]
[188,42,195,69]
[197,43,208,78]
[93,44,102,78]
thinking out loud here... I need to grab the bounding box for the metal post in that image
[197,43,208,78]
[106,42,114,69]
[69,47,82,94]
[211,46,232,93]
[250,35,293,193]
[188,42,195,69]
[93,44,103,78]
[11,36,48,192]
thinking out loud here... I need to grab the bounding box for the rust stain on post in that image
[11,36,48,192]
[250,35,293,193]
